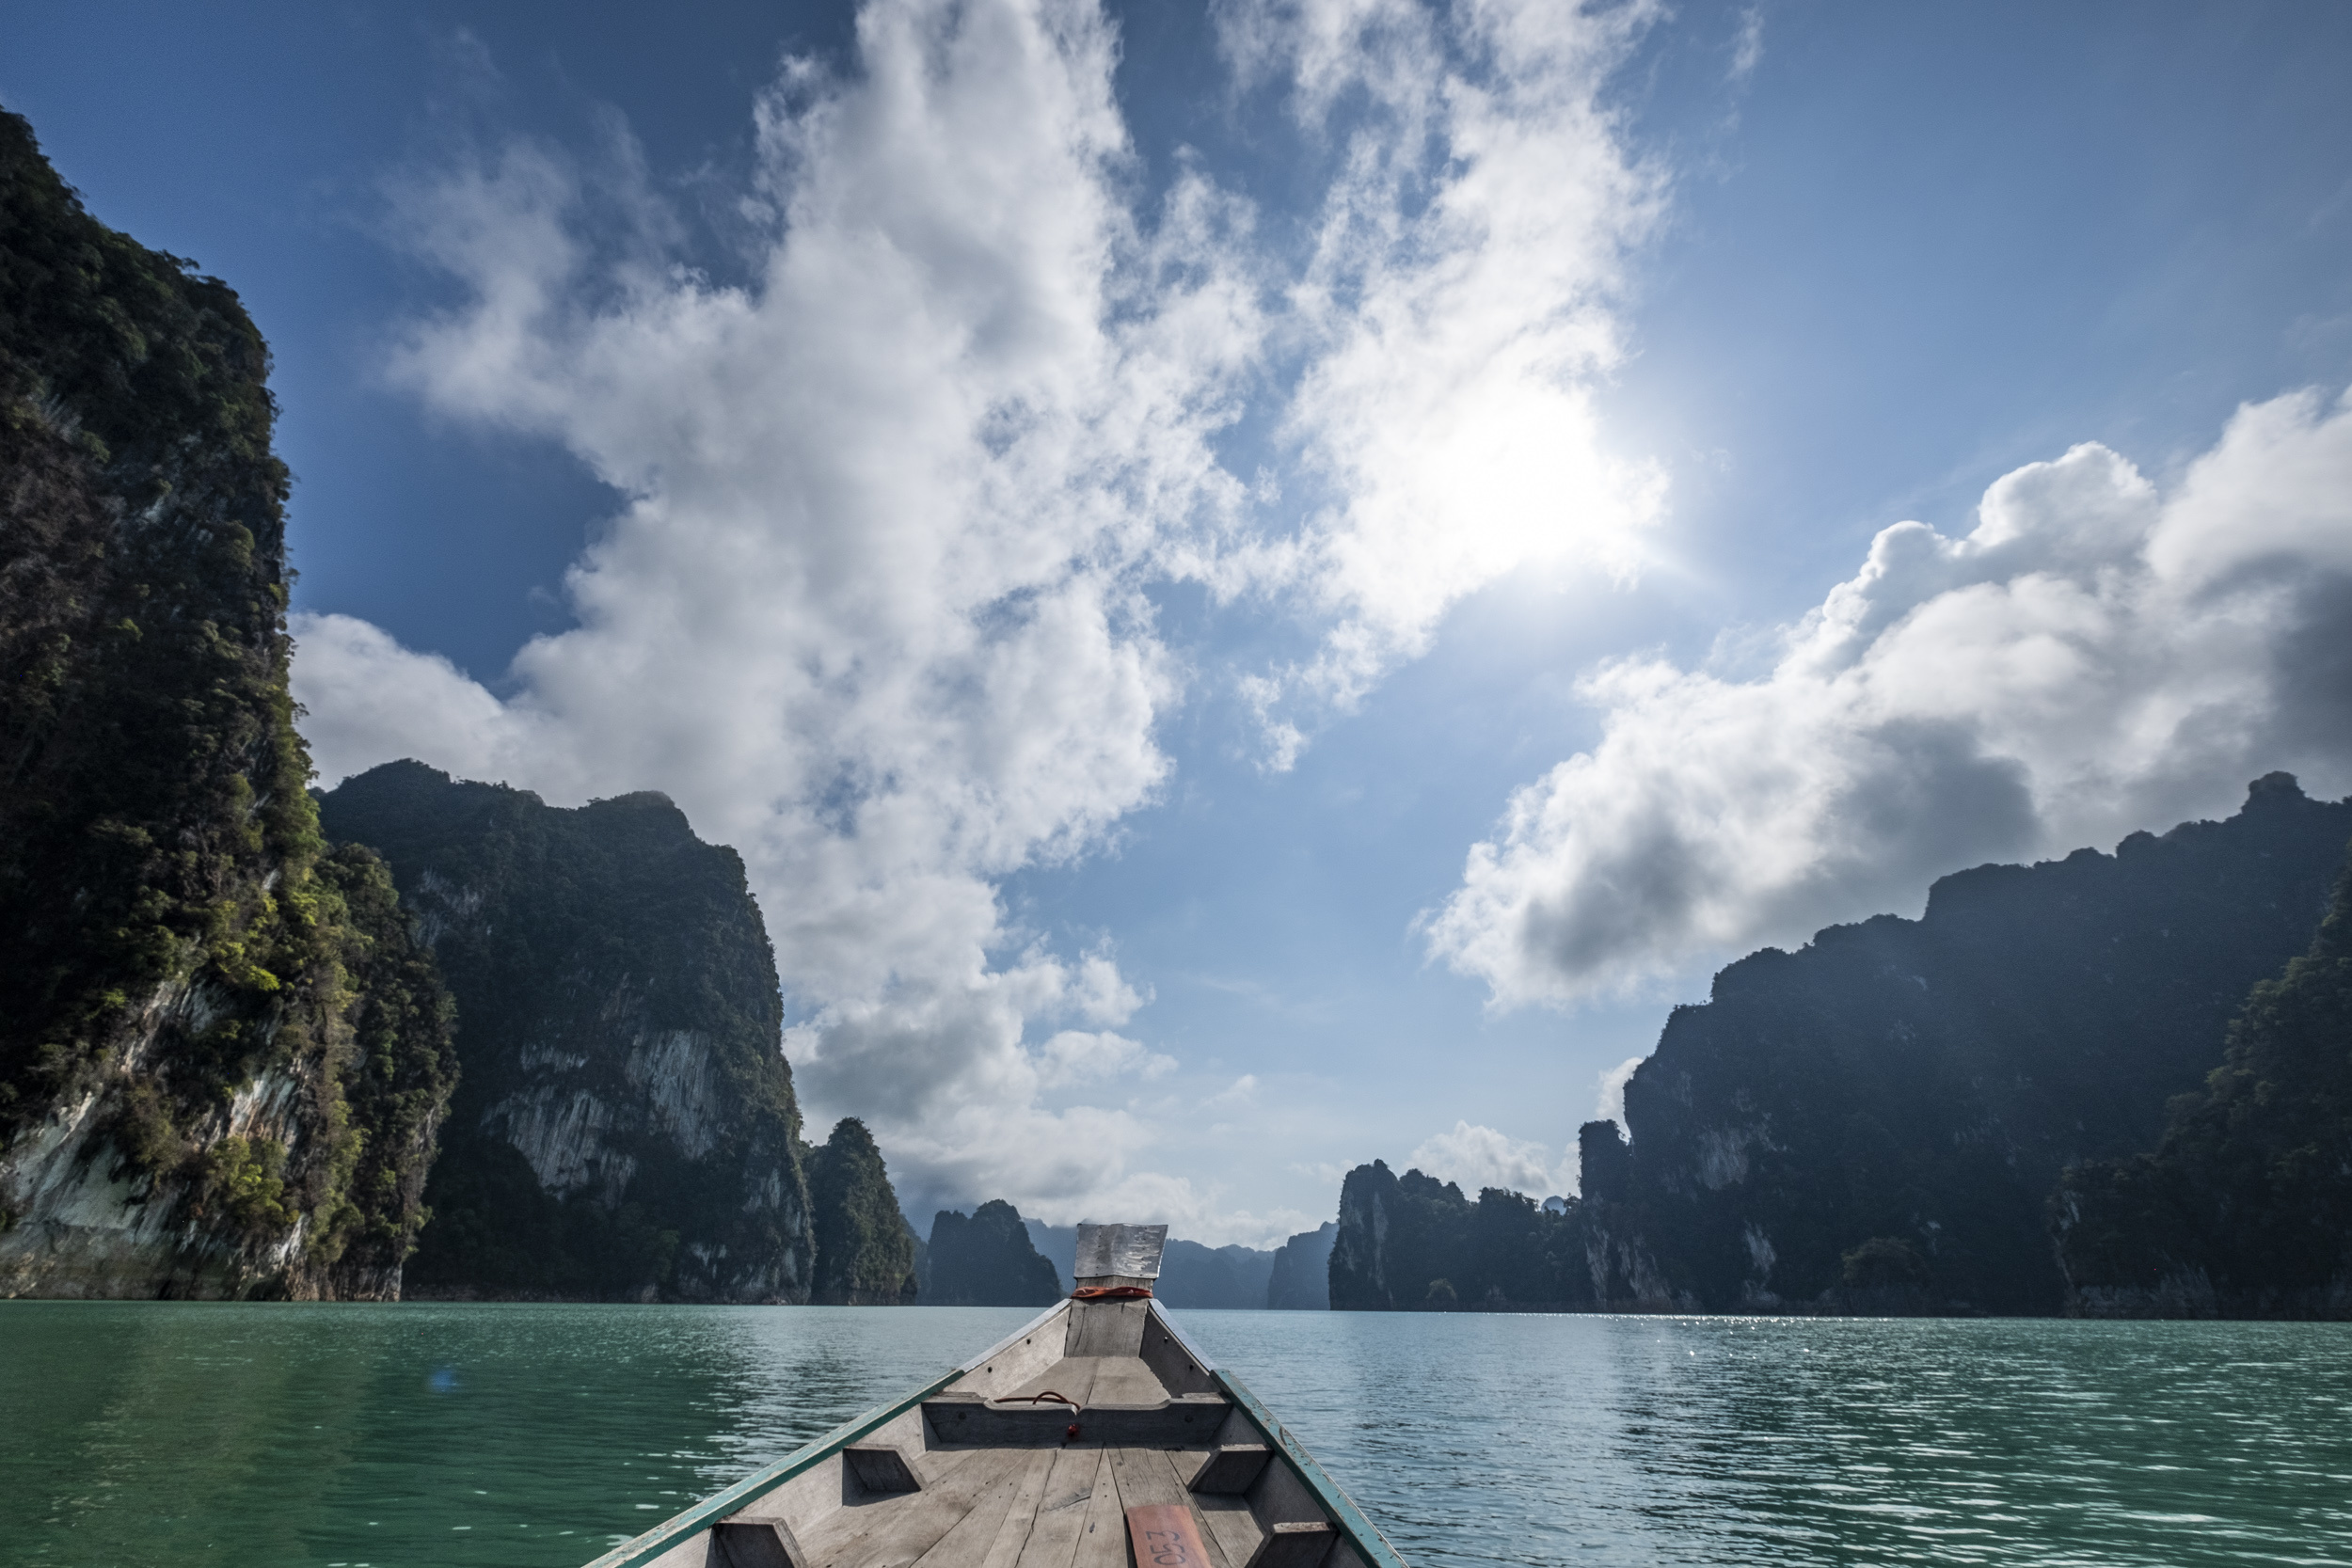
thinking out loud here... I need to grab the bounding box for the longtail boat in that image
[583,1224,1406,1568]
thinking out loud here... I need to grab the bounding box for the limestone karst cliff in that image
[807,1117,917,1305]
[924,1199,1059,1306]
[2054,841,2352,1319]
[318,759,814,1302]
[1327,777,2352,1315]
[0,109,456,1299]
[1263,1221,1336,1308]
[1575,775,2352,1315]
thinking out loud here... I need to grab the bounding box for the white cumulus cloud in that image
[294,0,1664,1223]
[1427,386,2352,1006]
[1407,1119,1571,1197]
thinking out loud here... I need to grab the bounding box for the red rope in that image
[1070,1285,1153,1300]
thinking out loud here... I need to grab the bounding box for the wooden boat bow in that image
[580,1224,1407,1568]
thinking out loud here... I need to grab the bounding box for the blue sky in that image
[8,0,2350,1243]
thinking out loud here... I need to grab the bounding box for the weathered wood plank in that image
[795,1449,1025,1568]
[1109,1446,1232,1568]
[1070,1449,1129,1568]
[907,1449,1039,1568]
[1245,1521,1336,1568]
[1126,1504,1215,1568]
[975,1449,1061,1568]
[1067,1299,1150,1359]
[926,1393,1228,1448]
[1089,1357,1173,1406]
[1015,1448,1110,1568]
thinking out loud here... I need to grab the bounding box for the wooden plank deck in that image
[782,1439,1263,1568]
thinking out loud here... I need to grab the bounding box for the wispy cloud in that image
[1427,387,2352,1007]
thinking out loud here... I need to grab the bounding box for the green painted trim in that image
[579,1366,963,1568]
[1214,1369,1412,1568]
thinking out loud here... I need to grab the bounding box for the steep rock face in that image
[0,111,454,1299]
[925,1200,1059,1306]
[1330,1161,1594,1310]
[1264,1221,1336,1308]
[1584,776,2352,1314]
[2055,845,2352,1319]
[808,1117,917,1304]
[318,760,812,1302]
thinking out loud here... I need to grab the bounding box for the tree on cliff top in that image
[809,1117,916,1305]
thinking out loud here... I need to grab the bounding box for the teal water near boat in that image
[2,1304,2347,1567]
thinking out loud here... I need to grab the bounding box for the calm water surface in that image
[1,1305,2346,1567]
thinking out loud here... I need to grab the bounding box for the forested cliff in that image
[0,111,456,1299]
[318,760,814,1303]
[2054,848,2352,1318]
[806,1117,916,1305]
[1330,778,2352,1315]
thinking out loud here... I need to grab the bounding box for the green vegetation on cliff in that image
[2055,842,2352,1318]
[807,1117,916,1304]
[0,108,455,1297]
[318,759,812,1302]
[924,1199,1059,1306]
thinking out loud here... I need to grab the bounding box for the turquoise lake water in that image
[2,1305,2347,1567]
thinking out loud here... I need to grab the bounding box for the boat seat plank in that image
[796,1448,1026,1568]
[1015,1448,1110,1568]
[1246,1521,1337,1568]
[1189,1445,1272,1496]
[975,1449,1062,1568]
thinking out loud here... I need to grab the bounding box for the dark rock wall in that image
[319,760,813,1303]
[2055,842,2352,1319]
[1264,1222,1336,1309]
[1585,776,2352,1314]
[0,109,454,1299]
[1329,1161,1596,1311]
[926,1199,1060,1306]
